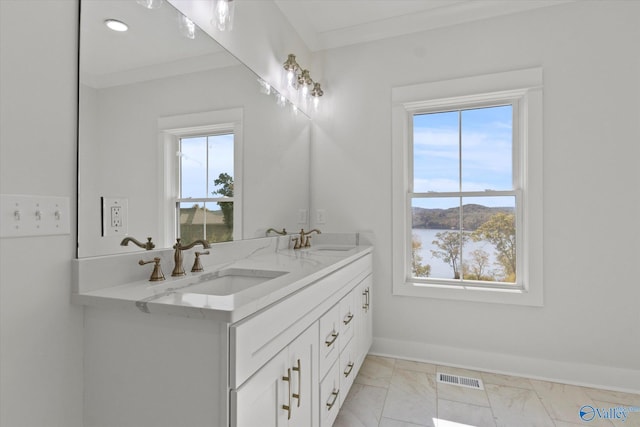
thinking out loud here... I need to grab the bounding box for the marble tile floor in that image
[334,356,640,427]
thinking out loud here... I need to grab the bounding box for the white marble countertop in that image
[72,234,373,323]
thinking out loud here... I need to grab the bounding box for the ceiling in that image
[273,0,571,52]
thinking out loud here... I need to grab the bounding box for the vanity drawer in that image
[319,361,341,427]
[339,338,357,407]
[339,288,356,348]
[319,304,340,379]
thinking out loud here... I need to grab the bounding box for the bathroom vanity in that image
[73,235,373,427]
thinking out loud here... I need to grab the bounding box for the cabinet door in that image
[287,324,319,427]
[232,349,289,427]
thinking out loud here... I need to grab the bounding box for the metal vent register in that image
[437,372,484,390]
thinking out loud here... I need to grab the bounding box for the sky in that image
[412,104,514,210]
[179,133,234,207]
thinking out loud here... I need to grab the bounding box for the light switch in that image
[0,194,71,238]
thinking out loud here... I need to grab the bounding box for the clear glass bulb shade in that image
[213,0,235,31]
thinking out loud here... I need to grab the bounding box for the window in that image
[157,109,243,248]
[178,133,235,243]
[392,69,543,306]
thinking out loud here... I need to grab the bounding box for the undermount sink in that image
[179,268,288,296]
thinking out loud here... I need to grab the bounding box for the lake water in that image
[411,228,499,279]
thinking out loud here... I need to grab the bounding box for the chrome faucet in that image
[171,238,211,277]
[120,236,155,250]
[294,228,321,249]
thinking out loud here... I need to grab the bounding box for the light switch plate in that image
[0,194,71,238]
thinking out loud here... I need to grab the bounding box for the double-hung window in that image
[177,132,235,243]
[392,69,543,306]
[158,109,242,248]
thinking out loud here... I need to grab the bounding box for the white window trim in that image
[157,109,243,248]
[391,68,543,306]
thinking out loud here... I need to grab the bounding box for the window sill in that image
[393,280,543,307]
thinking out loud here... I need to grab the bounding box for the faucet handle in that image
[191,251,210,272]
[139,257,165,282]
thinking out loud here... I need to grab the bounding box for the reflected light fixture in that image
[212,0,235,31]
[104,19,128,32]
[179,15,196,39]
[136,0,164,9]
[283,54,324,110]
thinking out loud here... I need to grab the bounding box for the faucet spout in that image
[120,237,155,250]
[171,238,211,277]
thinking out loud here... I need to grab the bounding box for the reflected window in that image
[177,133,234,243]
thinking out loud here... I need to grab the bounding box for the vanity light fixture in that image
[212,0,235,31]
[282,54,324,110]
[104,19,129,32]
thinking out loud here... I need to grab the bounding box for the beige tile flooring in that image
[334,356,640,427]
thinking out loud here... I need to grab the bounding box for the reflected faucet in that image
[120,236,155,250]
[266,228,287,236]
[294,228,321,249]
[171,238,211,277]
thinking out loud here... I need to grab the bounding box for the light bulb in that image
[277,94,286,107]
[313,96,320,111]
[301,84,309,97]
[286,70,295,87]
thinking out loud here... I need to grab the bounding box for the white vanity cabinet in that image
[79,247,373,427]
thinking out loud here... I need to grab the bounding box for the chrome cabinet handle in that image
[343,313,354,325]
[326,389,340,411]
[343,362,354,378]
[363,288,370,312]
[325,331,339,347]
[292,359,301,407]
[282,368,292,420]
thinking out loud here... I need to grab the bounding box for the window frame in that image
[391,68,543,306]
[157,109,243,248]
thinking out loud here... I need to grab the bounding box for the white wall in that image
[311,1,640,391]
[0,1,84,426]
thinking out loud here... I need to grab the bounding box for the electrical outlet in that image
[298,209,308,224]
[102,197,128,237]
[316,209,326,224]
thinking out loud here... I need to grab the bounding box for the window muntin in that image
[410,104,519,287]
[177,133,234,243]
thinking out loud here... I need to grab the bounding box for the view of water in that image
[411,228,500,279]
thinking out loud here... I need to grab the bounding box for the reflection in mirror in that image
[77,0,310,258]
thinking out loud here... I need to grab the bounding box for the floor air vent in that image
[437,372,484,390]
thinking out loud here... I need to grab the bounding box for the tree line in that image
[412,211,516,283]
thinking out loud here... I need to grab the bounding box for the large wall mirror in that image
[78,0,310,258]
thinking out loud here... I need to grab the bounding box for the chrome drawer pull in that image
[325,331,339,347]
[326,389,340,411]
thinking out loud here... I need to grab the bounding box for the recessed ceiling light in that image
[104,19,128,32]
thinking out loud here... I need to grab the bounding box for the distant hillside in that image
[412,204,514,231]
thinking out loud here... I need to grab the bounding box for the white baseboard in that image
[371,337,640,394]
